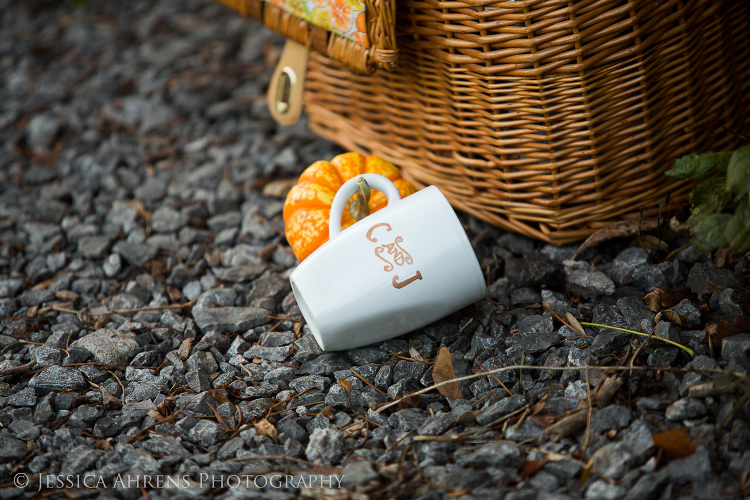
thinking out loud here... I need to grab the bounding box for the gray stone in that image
[507,315,557,357]
[27,113,61,154]
[590,405,631,433]
[7,387,37,407]
[112,241,158,267]
[0,278,24,298]
[564,260,616,297]
[719,288,748,317]
[621,419,655,464]
[305,427,344,464]
[387,377,420,400]
[189,419,228,447]
[592,442,633,479]
[418,412,455,435]
[520,251,562,287]
[78,235,113,259]
[669,299,702,328]
[175,392,220,416]
[192,330,230,351]
[151,206,186,233]
[289,375,330,393]
[456,442,523,468]
[293,333,324,363]
[511,287,542,306]
[341,462,379,487]
[186,351,219,374]
[245,344,292,362]
[477,395,527,425]
[70,328,138,365]
[186,369,212,393]
[665,446,711,484]
[259,330,295,347]
[193,307,270,333]
[505,419,544,442]
[687,262,742,297]
[498,233,535,255]
[617,296,654,329]
[611,247,649,286]
[586,480,626,500]
[298,353,349,376]
[29,365,86,391]
[393,408,428,432]
[348,347,387,365]
[721,334,750,361]
[0,435,27,463]
[665,397,707,421]
[622,472,668,500]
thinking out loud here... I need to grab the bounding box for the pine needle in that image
[579,322,694,357]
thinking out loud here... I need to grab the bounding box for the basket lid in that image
[216,0,397,73]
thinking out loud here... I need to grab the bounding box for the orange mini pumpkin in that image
[283,153,416,261]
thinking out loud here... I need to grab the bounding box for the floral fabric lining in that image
[266,0,368,48]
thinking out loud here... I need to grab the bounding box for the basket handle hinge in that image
[267,40,310,126]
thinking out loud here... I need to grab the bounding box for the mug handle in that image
[329,173,401,239]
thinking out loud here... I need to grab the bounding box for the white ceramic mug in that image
[289,174,486,351]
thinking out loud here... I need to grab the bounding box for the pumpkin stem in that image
[348,177,371,222]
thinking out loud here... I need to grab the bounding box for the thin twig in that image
[580,370,593,458]
[0,358,36,377]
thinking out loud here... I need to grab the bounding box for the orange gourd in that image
[283,153,416,261]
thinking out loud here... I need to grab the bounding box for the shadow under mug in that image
[289,174,486,351]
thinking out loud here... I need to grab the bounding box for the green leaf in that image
[666,151,733,181]
[730,221,750,254]
[690,177,728,206]
[690,213,731,252]
[713,371,734,386]
[725,198,750,244]
[726,144,750,200]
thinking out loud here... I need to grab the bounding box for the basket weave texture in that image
[306,0,750,244]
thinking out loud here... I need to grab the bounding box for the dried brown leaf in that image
[661,288,698,309]
[167,286,183,303]
[565,312,585,335]
[409,347,425,363]
[529,414,555,428]
[95,438,114,452]
[432,347,464,400]
[338,378,353,391]
[100,386,122,410]
[262,178,297,199]
[147,409,166,423]
[209,389,230,404]
[643,289,663,313]
[641,235,668,252]
[94,314,111,330]
[661,310,682,326]
[520,459,548,480]
[574,219,661,258]
[580,459,594,487]
[55,290,80,304]
[714,319,747,344]
[652,428,696,458]
[178,338,194,360]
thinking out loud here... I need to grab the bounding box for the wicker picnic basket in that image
[221,0,750,244]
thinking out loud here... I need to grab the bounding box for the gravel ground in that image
[1,1,749,499]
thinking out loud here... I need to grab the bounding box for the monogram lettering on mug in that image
[392,271,422,289]
[367,223,413,272]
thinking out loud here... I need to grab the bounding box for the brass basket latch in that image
[267,40,310,126]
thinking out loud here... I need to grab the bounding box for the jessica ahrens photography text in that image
[17,473,345,492]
